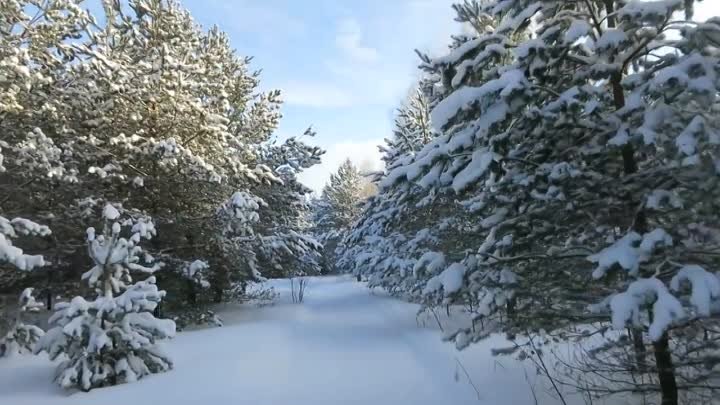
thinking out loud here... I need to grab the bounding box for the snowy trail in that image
[0,276,566,405]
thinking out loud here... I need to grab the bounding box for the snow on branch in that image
[589,229,673,279]
[423,262,467,297]
[670,265,720,316]
[0,215,50,271]
[83,204,161,294]
[431,69,527,131]
[610,277,685,341]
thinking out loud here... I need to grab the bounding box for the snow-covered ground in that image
[1,276,586,405]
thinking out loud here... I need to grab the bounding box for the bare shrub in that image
[291,277,309,304]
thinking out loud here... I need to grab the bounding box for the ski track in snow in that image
[0,276,573,405]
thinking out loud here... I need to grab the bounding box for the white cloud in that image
[318,3,458,109]
[279,81,354,108]
[298,139,384,193]
[334,18,379,63]
[325,60,412,105]
[202,0,306,38]
[278,4,458,110]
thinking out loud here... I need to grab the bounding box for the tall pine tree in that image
[0,0,324,316]
[344,1,720,403]
[315,159,366,273]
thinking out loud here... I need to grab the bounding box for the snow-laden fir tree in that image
[0,288,44,357]
[36,204,175,391]
[343,1,720,403]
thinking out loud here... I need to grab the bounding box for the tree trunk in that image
[212,284,223,303]
[153,300,162,318]
[605,3,673,397]
[653,333,678,405]
[507,296,517,320]
[187,278,197,305]
[631,328,647,372]
[44,287,53,310]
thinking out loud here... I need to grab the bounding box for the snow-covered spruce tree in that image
[0,288,44,357]
[36,204,175,391]
[346,1,720,403]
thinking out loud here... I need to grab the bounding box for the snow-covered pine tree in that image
[485,2,719,403]
[314,159,368,273]
[322,159,364,230]
[211,137,324,286]
[251,132,324,279]
[36,204,175,391]
[381,87,434,171]
[182,260,211,291]
[364,0,720,403]
[0,288,44,357]
[1,0,323,315]
[337,85,439,292]
[338,14,493,300]
[1,105,52,348]
[0,0,81,290]
[311,195,340,275]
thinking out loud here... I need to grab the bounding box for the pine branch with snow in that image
[0,215,50,271]
[0,288,45,357]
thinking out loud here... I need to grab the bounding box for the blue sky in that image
[179,0,458,192]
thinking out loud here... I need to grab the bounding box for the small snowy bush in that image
[35,205,176,391]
